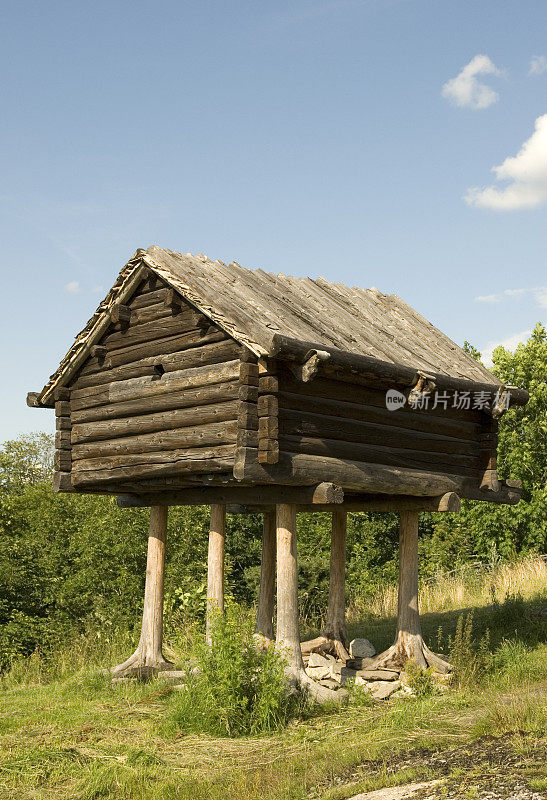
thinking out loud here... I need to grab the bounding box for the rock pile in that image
[304,638,408,700]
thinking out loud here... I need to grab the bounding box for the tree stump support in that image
[255,510,276,642]
[301,509,351,660]
[275,503,347,703]
[112,505,173,677]
[206,503,226,644]
[369,511,450,673]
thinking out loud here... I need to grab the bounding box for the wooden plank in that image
[55,430,72,449]
[104,326,223,369]
[71,379,239,423]
[72,420,238,460]
[56,416,72,431]
[55,401,70,417]
[71,399,238,444]
[127,287,171,310]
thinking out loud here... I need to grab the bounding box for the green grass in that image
[0,559,545,800]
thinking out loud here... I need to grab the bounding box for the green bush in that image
[171,603,300,736]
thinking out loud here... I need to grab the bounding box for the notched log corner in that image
[289,349,330,383]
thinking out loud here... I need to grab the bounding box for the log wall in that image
[273,366,486,481]
[61,278,241,489]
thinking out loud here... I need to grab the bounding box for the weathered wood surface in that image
[279,434,480,476]
[116,482,345,507]
[71,380,239,424]
[234,448,476,495]
[206,504,226,644]
[70,360,240,411]
[72,420,237,460]
[256,511,276,640]
[71,400,238,444]
[74,338,238,388]
[71,444,236,486]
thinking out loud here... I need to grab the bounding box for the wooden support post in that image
[275,504,346,703]
[111,506,173,677]
[256,510,276,641]
[301,509,350,660]
[369,511,450,673]
[206,503,226,644]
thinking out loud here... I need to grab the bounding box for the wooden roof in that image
[37,245,501,405]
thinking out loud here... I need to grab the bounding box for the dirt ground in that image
[315,733,547,800]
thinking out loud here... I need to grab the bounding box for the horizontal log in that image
[271,335,529,407]
[72,420,237,460]
[70,360,240,411]
[71,445,236,486]
[258,395,279,416]
[234,448,477,496]
[259,376,279,393]
[127,286,171,310]
[311,492,462,512]
[101,310,201,351]
[279,434,480,476]
[71,399,238,444]
[73,442,237,473]
[26,392,40,408]
[54,387,70,401]
[104,326,224,369]
[238,403,258,428]
[116,482,345,507]
[90,345,107,361]
[74,337,238,388]
[237,430,258,447]
[277,390,481,440]
[71,379,240,424]
[279,409,480,455]
[258,447,279,464]
[279,372,484,425]
[259,417,279,438]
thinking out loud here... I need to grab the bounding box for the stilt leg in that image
[370,511,450,673]
[301,509,351,661]
[112,506,173,677]
[255,510,276,642]
[206,503,226,644]
[275,504,346,703]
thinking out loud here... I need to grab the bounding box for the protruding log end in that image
[480,469,500,492]
[26,392,41,408]
[437,492,461,512]
[53,471,74,492]
[311,482,344,504]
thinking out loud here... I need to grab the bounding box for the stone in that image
[346,656,376,670]
[369,680,401,700]
[319,678,340,690]
[349,638,376,659]
[308,652,332,668]
[355,669,399,681]
[157,670,187,684]
[306,664,332,681]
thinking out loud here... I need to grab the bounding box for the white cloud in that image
[529,55,547,76]
[504,288,527,296]
[442,54,501,109]
[65,281,82,295]
[475,293,502,303]
[465,114,547,210]
[534,287,547,308]
[481,329,532,366]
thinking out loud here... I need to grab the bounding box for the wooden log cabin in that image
[28,246,528,696]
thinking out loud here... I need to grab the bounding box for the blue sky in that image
[2,0,546,441]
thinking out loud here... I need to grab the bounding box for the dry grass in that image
[350,555,547,620]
